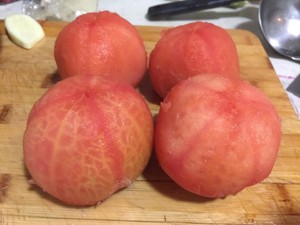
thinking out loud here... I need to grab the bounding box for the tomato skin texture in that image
[155,74,281,198]
[23,75,154,206]
[54,11,147,87]
[149,22,240,98]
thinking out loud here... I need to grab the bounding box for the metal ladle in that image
[258,0,300,61]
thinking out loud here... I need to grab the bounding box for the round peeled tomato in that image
[23,75,154,206]
[54,11,147,87]
[155,74,281,198]
[149,22,240,98]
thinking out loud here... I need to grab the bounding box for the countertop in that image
[1,0,299,118]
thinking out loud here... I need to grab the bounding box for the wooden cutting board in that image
[0,20,300,225]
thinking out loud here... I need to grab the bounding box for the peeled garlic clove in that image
[4,14,45,49]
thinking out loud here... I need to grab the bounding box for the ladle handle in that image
[147,0,243,20]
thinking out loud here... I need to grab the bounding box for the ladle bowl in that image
[258,0,300,61]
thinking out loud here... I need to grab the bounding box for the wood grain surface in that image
[0,20,300,225]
